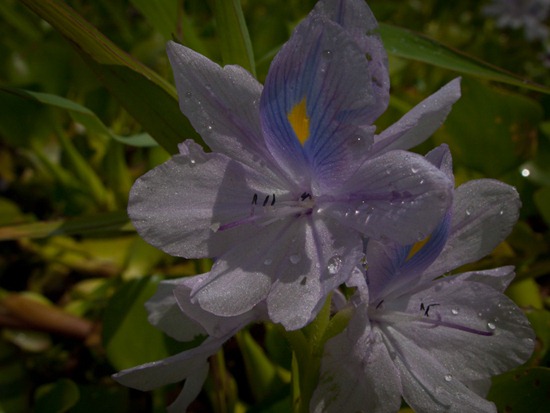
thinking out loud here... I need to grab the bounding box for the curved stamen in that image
[217,192,315,232]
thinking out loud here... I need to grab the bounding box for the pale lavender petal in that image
[373,78,461,154]
[145,277,206,342]
[386,269,534,383]
[313,0,389,117]
[384,326,498,413]
[425,179,520,277]
[260,8,385,188]
[312,304,401,413]
[457,266,517,292]
[323,150,453,244]
[266,216,363,330]
[174,276,266,338]
[166,363,209,413]
[193,215,362,330]
[113,336,223,390]
[166,42,286,181]
[129,140,286,258]
[425,143,454,182]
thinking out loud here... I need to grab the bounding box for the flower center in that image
[215,191,315,232]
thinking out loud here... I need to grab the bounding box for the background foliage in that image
[0,0,549,412]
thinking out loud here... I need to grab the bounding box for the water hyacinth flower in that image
[312,145,535,413]
[483,0,550,42]
[129,0,460,331]
[113,275,266,412]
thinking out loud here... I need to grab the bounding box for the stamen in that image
[418,315,494,336]
[252,193,258,205]
[271,193,276,206]
[263,195,270,206]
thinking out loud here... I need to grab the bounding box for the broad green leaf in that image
[436,78,542,177]
[70,385,128,413]
[214,0,256,77]
[379,23,550,94]
[102,276,168,371]
[20,0,200,154]
[0,211,132,241]
[34,379,80,413]
[0,88,157,147]
[488,367,550,413]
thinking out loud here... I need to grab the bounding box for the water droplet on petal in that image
[487,322,496,330]
[411,166,419,173]
[322,49,333,59]
[451,308,459,315]
[465,209,471,216]
[327,256,342,274]
[444,374,453,382]
[499,210,504,215]
[190,159,196,165]
[290,254,301,264]
[263,258,273,266]
[185,91,193,98]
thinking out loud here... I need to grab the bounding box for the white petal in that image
[145,277,206,342]
[373,78,461,153]
[129,140,284,258]
[425,179,520,277]
[312,304,401,413]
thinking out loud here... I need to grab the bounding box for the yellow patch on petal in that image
[287,98,310,145]
[406,235,431,260]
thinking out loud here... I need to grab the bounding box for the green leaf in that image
[20,0,201,154]
[488,367,550,413]
[379,23,550,94]
[237,330,285,402]
[103,276,169,371]
[0,211,132,241]
[436,78,542,177]
[34,379,80,413]
[213,0,256,77]
[0,88,157,147]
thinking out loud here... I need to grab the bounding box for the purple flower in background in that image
[113,275,265,412]
[311,145,535,413]
[129,0,460,330]
[483,0,550,42]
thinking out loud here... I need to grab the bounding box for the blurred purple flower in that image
[483,0,550,41]
[312,145,535,413]
[129,0,459,331]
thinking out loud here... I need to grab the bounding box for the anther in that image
[263,195,270,206]
[252,193,258,205]
[420,302,440,317]
[271,193,276,206]
[300,192,312,201]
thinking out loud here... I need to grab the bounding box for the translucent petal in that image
[112,336,222,390]
[313,0,390,120]
[266,216,363,330]
[145,278,206,342]
[260,8,386,188]
[388,271,534,383]
[312,305,401,413]
[166,42,287,182]
[322,150,453,245]
[193,214,362,330]
[129,140,285,258]
[373,78,461,154]
[425,179,520,277]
